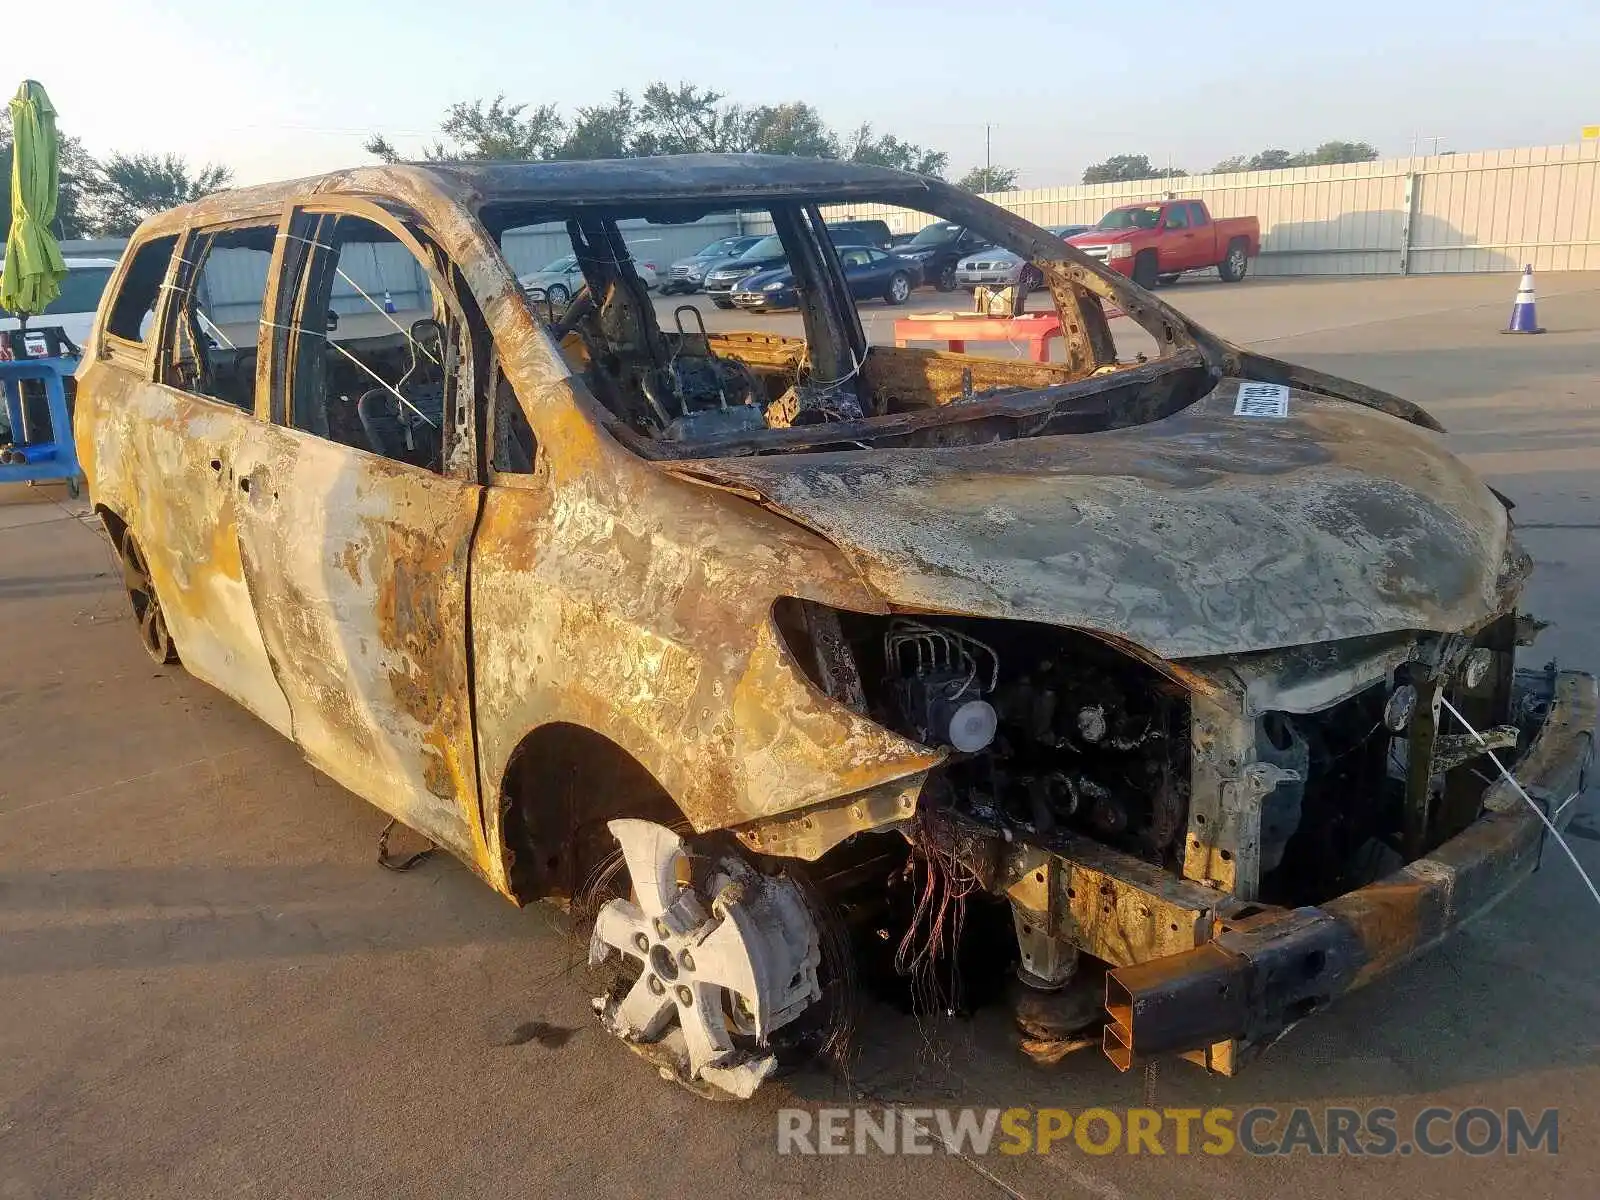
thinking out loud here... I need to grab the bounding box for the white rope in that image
[261,321,437,429]
[277,232,441,365]
[194,309,235,350]
[1439,693,1600,912]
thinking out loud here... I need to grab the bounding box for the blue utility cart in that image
[0,326,82,498]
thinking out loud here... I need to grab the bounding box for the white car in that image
[954,226,1090,291]
[0,255,122,350]
[517,253,658,303]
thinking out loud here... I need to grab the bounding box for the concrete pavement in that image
[3,273,1598,1199]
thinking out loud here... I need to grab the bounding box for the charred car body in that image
[76,155,1596,1099]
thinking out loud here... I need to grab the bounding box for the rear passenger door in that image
[130,220,294,734]
[838,247,878,298]
[1185,203,1216,268]
[227,199,485,862]
[1159,202,1197,271]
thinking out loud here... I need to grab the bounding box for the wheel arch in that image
[497,721,690,905]
[94,503,129,548]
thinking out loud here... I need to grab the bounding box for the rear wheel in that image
[118,531,178,665]
[1131,251,1160,290]
[1218,239,1250,282]
[884,272,911,305]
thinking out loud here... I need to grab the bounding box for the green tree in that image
[1081,154,1187,184]
[1306,140,1379,165]
[365,88,953,176]
[555,91,638,160]
[955,164,1020,192]
[1211,141,1379,173]
[741,102,836,158]
[840,123,948,177]
[431,95,565,160]
[636,82,745,154]
[83,153,232,237]
[362,133,402,164]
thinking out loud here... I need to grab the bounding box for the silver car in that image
[955,225,1089,290]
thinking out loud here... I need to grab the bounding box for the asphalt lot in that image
[3,272,1598,1199]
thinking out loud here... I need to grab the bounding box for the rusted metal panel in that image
[1006,835,1215,968]
[75,330,292,736]
[671,378,1518,661]
[1104,670,1597,1069]
[229,426,488,870]
[1181,693,1260,897]
[467,442,944,873]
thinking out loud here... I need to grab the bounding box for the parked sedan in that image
[731,246,915,311]
[518,253,658,303]
[704,230,881,308]
[954,225,1090,290]
[891,221,993,291]
[660,235,764,294]
[702,236,790,308]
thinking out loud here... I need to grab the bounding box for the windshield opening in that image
[538,255,577,273]
[737,236,784,260]
[488,190,1201,461]
[1095,206,1162,232]
[908,222,961,247]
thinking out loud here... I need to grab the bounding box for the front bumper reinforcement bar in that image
[1104,669,1597,1071]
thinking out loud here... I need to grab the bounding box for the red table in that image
[892,302,1131,363]
[893,313,1064,362]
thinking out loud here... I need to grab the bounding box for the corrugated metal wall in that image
[126,139,1597,318]
[500,217,757,277]
[819,141,1600,276]
[199,242,432,325]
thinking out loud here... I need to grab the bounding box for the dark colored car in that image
[892,221,993,291]
[730,246,916,311]
[703,229,878,308]
[826,219,893,248]
[660,235,764,294]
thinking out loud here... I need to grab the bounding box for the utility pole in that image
[985,124,991,173]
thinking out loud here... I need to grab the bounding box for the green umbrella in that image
[1,80,67,319]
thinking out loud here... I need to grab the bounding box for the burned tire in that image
[1132,251,1160,290]
[884,272,912,305]
[1218,239,1250,283]
[117,530,178,665]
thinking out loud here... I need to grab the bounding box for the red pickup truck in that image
[1065,200,1260,288]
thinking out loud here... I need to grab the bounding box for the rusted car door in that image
[227,201,487,866]
[129,222,294,734]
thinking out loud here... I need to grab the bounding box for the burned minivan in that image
[76,156,1594,1098]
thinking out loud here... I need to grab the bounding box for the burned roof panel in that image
[137,155,940,238]
[422,153,940,206]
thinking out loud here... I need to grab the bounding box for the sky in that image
[40,0,1600,189]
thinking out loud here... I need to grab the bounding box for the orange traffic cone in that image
[1504,265,1545,334]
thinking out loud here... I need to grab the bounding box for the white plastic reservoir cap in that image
[948,700,999,753]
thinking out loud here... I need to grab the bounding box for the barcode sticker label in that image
[1234,382,1290,418]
